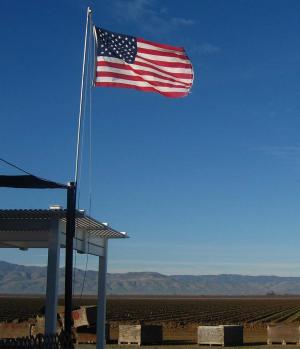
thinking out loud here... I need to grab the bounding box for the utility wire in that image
[73,46,91,294]
[74,16,94,298]
[0,158,35,176]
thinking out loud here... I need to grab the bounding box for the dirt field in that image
[1,296,300,344]
[106,296,300,344]
[78,344,298,349]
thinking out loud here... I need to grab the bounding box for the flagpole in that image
[64,6,92,340]
[75,6,92,184]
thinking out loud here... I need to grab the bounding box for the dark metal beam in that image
[64,182,76,337]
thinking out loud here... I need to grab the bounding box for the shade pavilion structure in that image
[0,208,128,349]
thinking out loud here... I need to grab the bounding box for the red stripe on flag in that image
[94,81,188,98]
[126,59,192,78]
[97,72,188,88]
[136,55,191,68]
[97,61,193,79]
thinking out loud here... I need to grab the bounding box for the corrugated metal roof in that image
[0,209,128,239]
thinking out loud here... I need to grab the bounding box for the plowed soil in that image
[1,295,300,343]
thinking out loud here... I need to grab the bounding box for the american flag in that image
[94,27,194,98]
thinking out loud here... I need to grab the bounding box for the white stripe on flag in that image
[137,52,191,64]
[137,41,185,55]
[134,57,192,74]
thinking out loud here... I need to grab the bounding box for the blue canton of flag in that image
[96,28,137,64]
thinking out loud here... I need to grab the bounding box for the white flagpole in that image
[75,6,92,184]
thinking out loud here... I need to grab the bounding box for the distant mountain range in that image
[1,260,300,295]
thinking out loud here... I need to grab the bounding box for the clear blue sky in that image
[1,0,300,276]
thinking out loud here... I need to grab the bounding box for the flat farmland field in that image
[105,297,300,343]
[106,296,300,325]
[1,296,300,343]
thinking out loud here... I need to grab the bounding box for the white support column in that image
[45,219,61,335]
[96,239,108,349]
